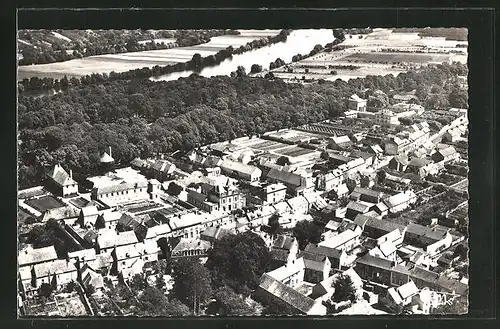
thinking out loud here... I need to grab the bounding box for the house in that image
[28,259,78,293]
[266,168,313,196]
[68,248,97,269]
[81,264,104,291]
[200,226,231,243]
[298,251,332,283]
[383,190,417,214]
[170,238,211,259]
[355,254,394,286]
[388,155,409,172]
[45,164,79,197]
[431,146,460,164]
[345,201,372,220]
[404,223,453,255]
[220,159,262,182]
[316,169,343,192]
[18,245,58,269]
[363,217,406,240]
[266,257,305,288]
[187,176,246,214]
[310,275,336,301]
[304,243,347,270]
[348,94,367,112]
[318,225,362,252]
[350,187,383,204]
[255,273,327,315]
[247,183,287,206]
[91,181,150,206]
[384,136,410,155]
[286,195,310,215]
[406,158,435,177]
[272,235,299,258]
[381,280,419,312]
[113,240,158,275]
[78,205,99,229]
[373,201,389,217]
[149,159,176,181]
[96,230,139,253]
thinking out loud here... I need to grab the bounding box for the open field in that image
[267,28,468,83]
[18,30,280,80]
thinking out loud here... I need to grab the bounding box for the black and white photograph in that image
[17,21,470,317]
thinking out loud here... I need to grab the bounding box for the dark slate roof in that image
[355,254,393,270]
[304,243,343,260]
[271,249,290,262]
[353,214,376,228]
[267,169,303,187]
[259,274,316,314]
[353,187,383,199]
[273,235,295,250]
[347,201,371,213]
[365,218,405,234]
[118,213,141,230]
[406,223,449,245]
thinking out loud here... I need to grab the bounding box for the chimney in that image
[69,169,73,180]
[109,146,112,158]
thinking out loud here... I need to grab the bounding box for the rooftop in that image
[18,246,58,267]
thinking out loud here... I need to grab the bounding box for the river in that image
[150,29,336,82]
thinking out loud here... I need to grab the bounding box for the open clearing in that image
[343,52,451,64]
[18,30,280,80]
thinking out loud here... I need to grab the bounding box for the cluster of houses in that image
[18,96,469,316]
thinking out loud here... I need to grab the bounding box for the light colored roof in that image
[383,190,416,209]
[397,280,419,300]
[325,220,342,231]
[258,273,316,314]
[332,135,352,145]
[408,157,433,167]
[168,212,204,231]
[267,257,305,282]
[34,259,77,277]
[18,246,58,267]
[200,226,230,240]
[68,248,97,262]
[172,238,211,253]
[436,146,458,157]
[97,230,138,249]
[350,94,365,102]
[95,253,113,269]
[100,152,114,163]
[319,227,362,249]
[145,223,171,239]
[220,159,261,177]
[81,205,99,217]
[95,180,148,195]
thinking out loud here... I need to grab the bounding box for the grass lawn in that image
[25,195,66,212]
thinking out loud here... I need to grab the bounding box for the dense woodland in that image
[18,29,240,66]
[18,61,467,189]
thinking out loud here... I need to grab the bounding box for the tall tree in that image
[206,231,271,294]
[292,220,324,250]
[172,258,213,315]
